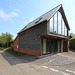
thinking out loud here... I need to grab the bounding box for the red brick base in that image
[67,40,69,52]
[18,49,40,56]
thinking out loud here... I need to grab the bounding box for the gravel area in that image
[62,52,75,58]
[18,52,75,66]
[2,50,75,66]
[33,54,75,66]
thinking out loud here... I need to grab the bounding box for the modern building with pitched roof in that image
[14,4,70,56]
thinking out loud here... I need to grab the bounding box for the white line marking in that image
[59,71,70,75]
[42,66,70,75]
[47,59,55,64]
[66,69,75,74]
[49,68,59,72]
[42,66,48,68]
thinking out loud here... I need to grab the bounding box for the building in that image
[14,4,70,56]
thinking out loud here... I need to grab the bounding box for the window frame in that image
[49,11,68,36]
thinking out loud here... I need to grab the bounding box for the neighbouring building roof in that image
[18,4,70,34]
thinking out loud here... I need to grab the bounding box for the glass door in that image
[57,40,61,53]
[42,38,61,55]
[54,40,58,53]
[43,39,46,54]
[63,41,67,52]
[46,39,51,54]
[50,39,58,54]
[50,39,54,54]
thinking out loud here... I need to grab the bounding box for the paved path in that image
[0,50,75,75]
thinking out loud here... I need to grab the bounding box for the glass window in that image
[54,13,57,33]
[58,12,61,34]
[62,18,64,35]
[50,17,53,32]
[65,25,67,36]
[50,11,68,36]
[43,39,46,54]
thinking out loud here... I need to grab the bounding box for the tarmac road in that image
[0,50,75,75]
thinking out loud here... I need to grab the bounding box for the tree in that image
[0,33,6,46]
[0,32,13,47]
[70,33,75,37]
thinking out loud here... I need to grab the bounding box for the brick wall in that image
[14,36,18,51]
[19,49,40,56]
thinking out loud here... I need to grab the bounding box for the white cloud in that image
[29,17,35,22]
[0,10,18,20]
[14,8,21,13]
[24,17,35,25]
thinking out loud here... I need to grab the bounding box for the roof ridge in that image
[22,4,62,29]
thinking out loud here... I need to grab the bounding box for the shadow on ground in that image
[1,51,38,65]
[1,51,55,66]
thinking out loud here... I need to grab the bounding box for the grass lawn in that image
[0,47,26,57]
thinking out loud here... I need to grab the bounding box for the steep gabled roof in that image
[18,4,70,34]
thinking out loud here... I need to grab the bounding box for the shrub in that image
[69,38,75,49]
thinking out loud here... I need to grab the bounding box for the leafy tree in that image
[70,33,75,37]
[0,32,13,47]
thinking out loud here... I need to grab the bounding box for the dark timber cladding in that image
[18,21,47,51]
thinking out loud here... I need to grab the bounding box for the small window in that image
[35,17,42,24]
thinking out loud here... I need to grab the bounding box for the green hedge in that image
[69,38,75,49]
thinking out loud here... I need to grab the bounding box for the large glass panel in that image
[50,11,68,36]
[65,25,67,36]
[62,18,64,35]
[58,12,61,34]
[54,13,57,33]
[50,17,53,32]
[58,40,61,52]
[43,39,46,54]
[47,39,51,53]
[50,39,54,53]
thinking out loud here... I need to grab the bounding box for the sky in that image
[0,0,75,39]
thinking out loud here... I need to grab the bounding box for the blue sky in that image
[0,0,75,39]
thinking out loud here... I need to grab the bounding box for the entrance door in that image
[42,38,61,55]
[63,41,67,52]
[50,39,58,54]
